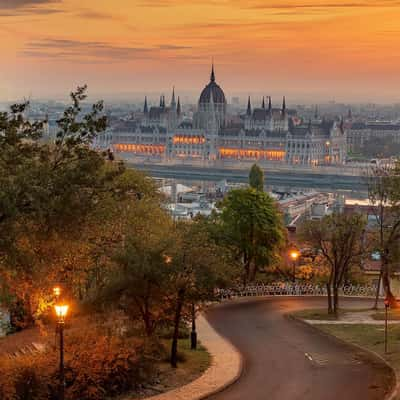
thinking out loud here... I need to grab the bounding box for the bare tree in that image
[367,163,400,307]
[299,213,366,316]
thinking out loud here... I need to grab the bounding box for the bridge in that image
[128,162,368,192]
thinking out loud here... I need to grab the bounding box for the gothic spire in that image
[210,62,215,82]
[171,86,176,107]
[268,96,272,112]
[262,96,265,109]
[177,96,181,116]
[282,96,286,112]
[246,96,252,116]
[159,95,163,108]
[144,96,148,114]
[314,105,318,119]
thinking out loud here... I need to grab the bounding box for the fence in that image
[217,282,379,300]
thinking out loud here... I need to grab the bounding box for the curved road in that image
[206,297,390,400]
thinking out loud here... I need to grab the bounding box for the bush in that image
[0,327,156,400]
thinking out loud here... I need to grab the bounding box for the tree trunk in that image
[243,257,251,287]
[249,260,257,282]
[373,270,382,310]
[143,311,153,337]
[333,286,339,318]
[382,257,397,307]
[170,289,185,368]
[190,303,197,350]
[326,283,333,314]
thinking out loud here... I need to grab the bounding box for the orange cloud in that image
[0,0,400,102]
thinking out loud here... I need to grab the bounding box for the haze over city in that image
[4,2,400,400]
[1,0,400,102]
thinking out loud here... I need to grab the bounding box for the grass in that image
[290,307,372,321]
[372,310,400,321]
[290,308,400,398]
[159,339,211,386]
[318,324,400,375]
[125,338,211,399]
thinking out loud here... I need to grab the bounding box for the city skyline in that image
[1,0,400,102]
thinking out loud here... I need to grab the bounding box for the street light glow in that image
[55,304,69,322]
[164,255,172,264]
[290,250,299,260]
[53,286,61,297]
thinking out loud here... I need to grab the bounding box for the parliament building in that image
[112,65,347,166]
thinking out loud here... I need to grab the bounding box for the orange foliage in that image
[0,325,152,400]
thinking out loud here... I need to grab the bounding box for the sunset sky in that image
[1,0,400,103]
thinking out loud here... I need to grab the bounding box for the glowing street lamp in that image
[53,286,61,299]
[164,255,172,264]
[290,250,300,283]
[55,304,69,323]
[384,297,390,354]
[55,303,69,400]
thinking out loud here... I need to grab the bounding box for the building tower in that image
[196,63,227,130]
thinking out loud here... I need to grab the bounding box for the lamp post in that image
[55,303,69,400]
[290,250,299,283]
[384,298,389,354]
[190,303,197,350]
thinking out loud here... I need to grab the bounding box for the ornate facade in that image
[112,65,347,166]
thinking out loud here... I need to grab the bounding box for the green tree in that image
[167,221,231,367]
[249,164,264,191]
[0,86,157,327]
[367,163,400,307]
[216,188,285,284]
[299,213,366,316]
[101,201,174,337]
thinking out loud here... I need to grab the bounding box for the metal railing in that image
[217,282,379,299]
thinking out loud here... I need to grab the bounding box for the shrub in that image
[0,327,156,400]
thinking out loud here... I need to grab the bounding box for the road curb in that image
[143,305,243,400]
[286,313,398,400]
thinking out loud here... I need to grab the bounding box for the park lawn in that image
[372,309,400,321]
[290,307,371,321]
[123,338,211,399]
[158,339,211,390]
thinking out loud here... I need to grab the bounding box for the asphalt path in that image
[205,297,391,400]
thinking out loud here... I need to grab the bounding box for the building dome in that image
[199,65,226,105]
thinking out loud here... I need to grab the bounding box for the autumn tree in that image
[299,213,366,315]
[167,221,231,367]
[367,163,400,307]
[215,188,285,284]
[0,86,157,328]
[249,164,264,191]
[102,201,174,337]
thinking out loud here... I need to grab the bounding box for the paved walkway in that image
[146,314,242,400]
[305,310,400,325]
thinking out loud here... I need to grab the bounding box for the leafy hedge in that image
[0,327,155,400]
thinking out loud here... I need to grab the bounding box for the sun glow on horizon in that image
[1,0,400,101]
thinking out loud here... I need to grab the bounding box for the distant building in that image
[347,120,400,151]
[112,65,347,166]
